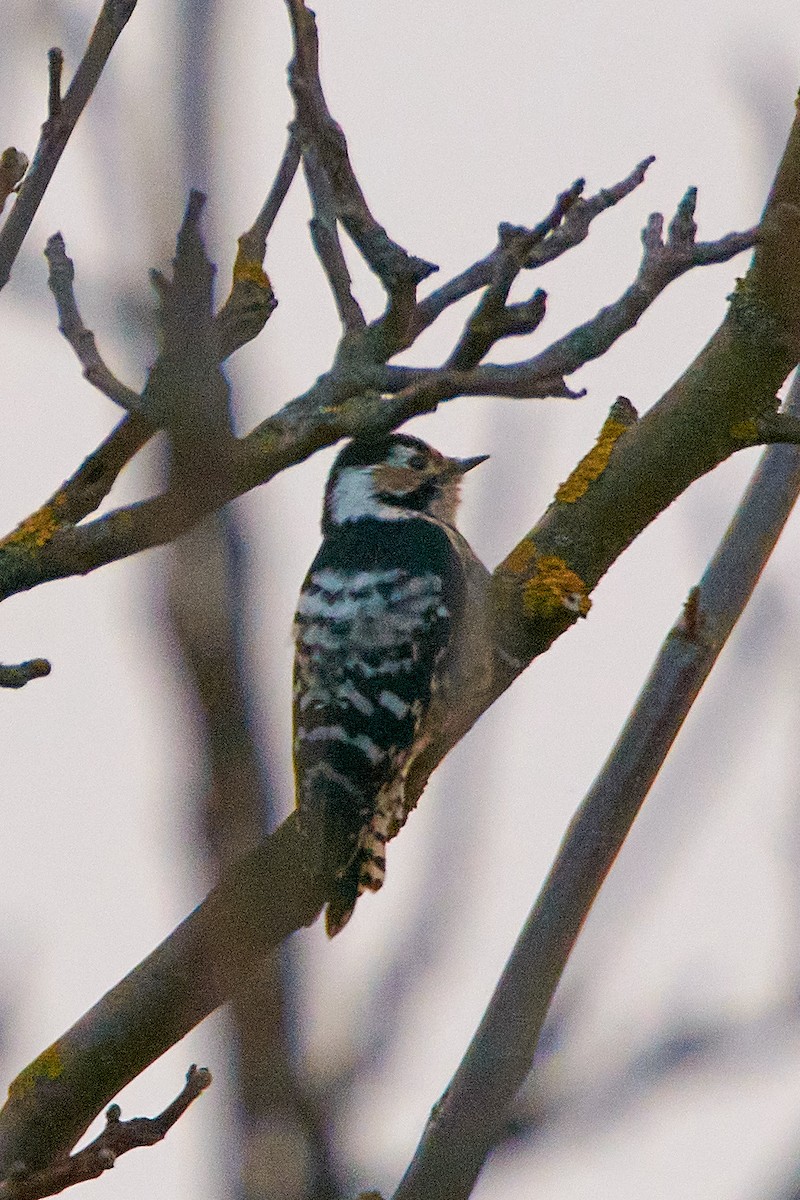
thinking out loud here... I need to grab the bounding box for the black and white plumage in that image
[293,433,490,935]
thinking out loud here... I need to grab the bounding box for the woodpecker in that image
[293,432,491,935]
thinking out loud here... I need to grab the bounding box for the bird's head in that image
[323,433,488,531]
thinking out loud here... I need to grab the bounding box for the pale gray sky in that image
[2,3,800,1199]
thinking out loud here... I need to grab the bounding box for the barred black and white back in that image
[293,433,490,935]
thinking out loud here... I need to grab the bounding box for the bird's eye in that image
[408,453,427,470]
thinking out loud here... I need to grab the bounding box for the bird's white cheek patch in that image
[329,468,406,524]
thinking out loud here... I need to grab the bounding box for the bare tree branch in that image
[242,131,302,262]
[215,132,299,362]
[46,49,64,121]
[444,215,554,371]
[303,142,366,332]
[0,0,139,291]
[0,814,319,1174]
[392,367,800,1200]
[509,191,756,388]
[0,1066,211,1200]
[35,415,154,529]
[285,0,437,309]
[0,184,756,605]
[414,157,656,333]
[44,233,144,414]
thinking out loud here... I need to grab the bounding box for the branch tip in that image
[0,1066,212,1199]
[47,49,64,120]
[0,659,51,689]
[185,189,206,225]
[44,232,143,413]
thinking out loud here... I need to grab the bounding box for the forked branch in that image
[285,0,437,311]
[44,234,144,414]
[0,175,756,605]
[0,1067,211,1200]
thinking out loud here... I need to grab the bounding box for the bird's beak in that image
[453,453,490,475]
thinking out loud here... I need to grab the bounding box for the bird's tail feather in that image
[325,867,360,937]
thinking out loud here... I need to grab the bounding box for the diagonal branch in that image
[0,1,139,292]
[0,816,318,1173]
[391,368,800,1200]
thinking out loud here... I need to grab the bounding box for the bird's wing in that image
[292,516,465,898]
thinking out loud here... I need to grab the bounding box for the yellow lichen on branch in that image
[232,248,272,292]
[555,397,637,504]
[8,1045,63,1098]
[499,536,538,576]
[495,538,591,620]
[1,494,67,550]
[730,418,759,444]
[491,537,590,661]
[522,553,591,619]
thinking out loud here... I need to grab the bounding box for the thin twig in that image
[415,157,656,334]
[240,129,302,262]
[46,49,64,121]
[391,373,800,1200]
[215,132,299,360]
[510,198,756,386]
[44,233,144,413]
[303,142,365,331]
[0,1066,211,1200]
[0,0,139,291]
[380,196,754,418]
[285,0,437,300]
[445,219,550,370]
